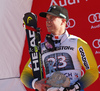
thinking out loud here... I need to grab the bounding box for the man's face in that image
[46,14,63,34]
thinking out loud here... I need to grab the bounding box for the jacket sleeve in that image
[20,58,34,89]
[77,38,99,89]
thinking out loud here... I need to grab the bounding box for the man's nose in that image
[46,19,51,23]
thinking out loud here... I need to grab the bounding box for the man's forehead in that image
[46,14,59,18]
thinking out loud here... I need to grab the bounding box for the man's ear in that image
[61,18,66,25]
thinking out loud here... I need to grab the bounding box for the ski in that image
[23,12,44,80]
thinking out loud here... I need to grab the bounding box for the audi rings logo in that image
[66,18,76,29]
[92,39,100,49]
[81,69,84,77]
[88,13,100,23]
[98,65,100,74]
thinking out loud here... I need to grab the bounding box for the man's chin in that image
[47,29,52,32]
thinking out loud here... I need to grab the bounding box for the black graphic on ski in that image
[23,12,44,80]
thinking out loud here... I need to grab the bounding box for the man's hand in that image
[63,81,81,91]
[65,88,76,91]
[34,78,51,91]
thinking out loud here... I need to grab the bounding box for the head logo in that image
[88,13,100,23]
[66,18,76,29]
[27,16,32,24]
[92,39,100,49]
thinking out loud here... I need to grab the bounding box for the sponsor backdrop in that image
[21,0,100,91]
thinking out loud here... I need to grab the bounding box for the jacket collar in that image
[51,30,69,41]
[60,30,69,43]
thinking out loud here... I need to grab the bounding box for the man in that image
[21,5,99,91]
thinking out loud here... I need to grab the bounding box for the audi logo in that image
[98,65,100,74]
[82,65,100,75]
[92,39,100,49]
[66,18,76,29]
[88,13,100,23]
[81,69,84,77]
